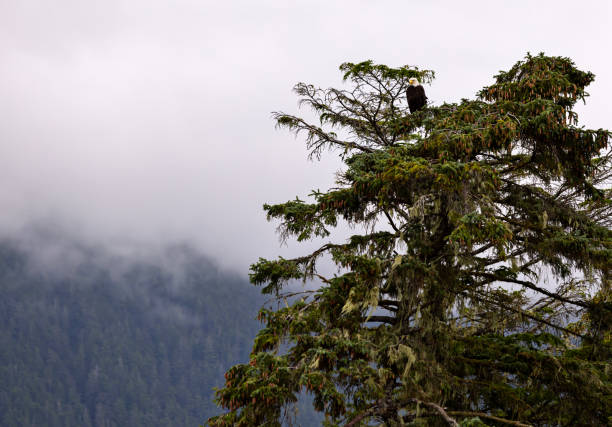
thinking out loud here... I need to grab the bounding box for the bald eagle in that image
[406,78,427,113]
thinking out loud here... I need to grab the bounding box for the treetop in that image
[210,53,611,427]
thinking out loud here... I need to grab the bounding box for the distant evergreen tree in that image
[209,54,611,426]
[0,241,273,427]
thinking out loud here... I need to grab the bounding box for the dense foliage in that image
[0,238,279,427]
[210,54,611,426]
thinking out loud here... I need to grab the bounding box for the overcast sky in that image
[1,1,610,272]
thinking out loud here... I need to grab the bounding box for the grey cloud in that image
[0,0,610,273]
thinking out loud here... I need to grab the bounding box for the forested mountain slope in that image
[0,236,266,426]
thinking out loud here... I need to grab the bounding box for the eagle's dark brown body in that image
[406,85,427,113]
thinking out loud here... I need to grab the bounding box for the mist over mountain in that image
[2,1,608,275]
[0,227,269,426]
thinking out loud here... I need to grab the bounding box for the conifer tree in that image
[209,54,611,426]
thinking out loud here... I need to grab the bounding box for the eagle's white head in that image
[409,78,419,86]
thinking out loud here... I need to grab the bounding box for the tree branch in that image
[411,400,459,426]
[474,272,591,309]
[364,315,396,325]
[383,209,400,233]
[463,290,589,340]
[448,411,532,427]
[273,113,374,156]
